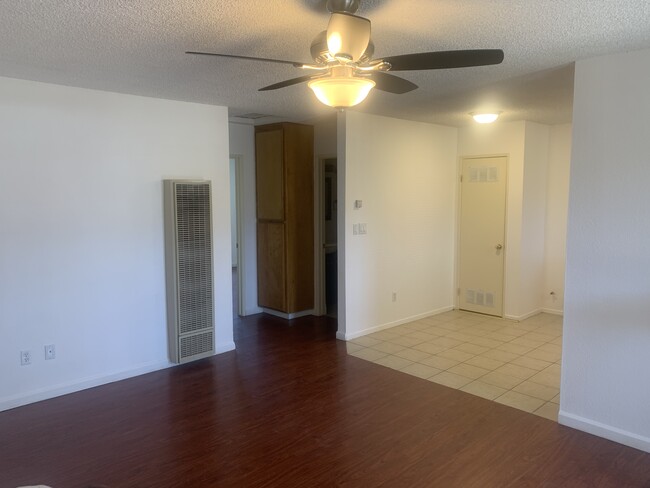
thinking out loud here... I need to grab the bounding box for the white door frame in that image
[455,154,509,317]
[231,154,245,317]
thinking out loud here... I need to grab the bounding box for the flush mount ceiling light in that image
[308,66,375,108]
[471,112,501,124]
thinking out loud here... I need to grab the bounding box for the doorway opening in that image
[230,155,244,317]
[319,157,338,318]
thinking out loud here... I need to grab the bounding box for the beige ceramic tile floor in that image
[347,310,562,421]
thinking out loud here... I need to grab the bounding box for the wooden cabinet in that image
[255,123,314,314]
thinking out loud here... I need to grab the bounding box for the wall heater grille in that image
[164,180,215,363]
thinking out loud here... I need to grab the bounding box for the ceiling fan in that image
[187,0,504,108]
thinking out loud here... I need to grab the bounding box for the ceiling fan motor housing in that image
[327,12,371,62]
[310,30,374,64]
[327,0,360,14]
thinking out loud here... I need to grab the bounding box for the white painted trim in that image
[541,308,564,316]
[314,154,325,316]
[0,360,171,412]
[262,308,315,320]
[558,410,650,454]
[0,342,236,413]
[244,306,263,316]
[453,153,462,310]
[456,154,510,318]
[336,306,454,341]
[335,110,347,339]
[504,308,542,322]
[232,154,246,317]
[215,341,237,354]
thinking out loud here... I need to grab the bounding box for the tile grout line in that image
[348,311,562,421]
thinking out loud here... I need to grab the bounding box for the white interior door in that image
[459,156,507,316]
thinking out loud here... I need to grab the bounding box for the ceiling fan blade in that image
[186,51,305,68]
[381,49,504,71]
[367,72,418,94]
[259,75,321,91]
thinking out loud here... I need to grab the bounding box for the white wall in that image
[560,48,650,453]
[338,111,457,339]
[543,124,571,313]
[520,122,550,317]
[230,158,238,267]
[337,111,348,332]
[458,121,569,319]
[0,77,234,411]
[314,115,338,157]
[228,122,262,316]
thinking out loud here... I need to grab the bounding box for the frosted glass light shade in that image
[327,12,371,62]
[308,76,375,108]
[472,113,500,124]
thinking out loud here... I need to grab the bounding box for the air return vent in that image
[164,180,215,364]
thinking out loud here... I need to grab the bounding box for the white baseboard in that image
[0,343,237,413]
[243,306,263,316]
[559,410,650,453]
[262,308,315,320]
[336,306,454,341]
[215,341,236,354]
[541,308,564,316]
[504,309,542,322]
[0,359,173,413]
[505,308,564,321]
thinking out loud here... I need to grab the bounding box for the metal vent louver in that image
[164,180,215,363]
[180,330,214,359]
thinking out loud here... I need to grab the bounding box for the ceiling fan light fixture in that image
[308,76,375,108]
[327,12,371,62]
[471,112,501,124]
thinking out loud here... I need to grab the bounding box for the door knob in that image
[496,244,503,250]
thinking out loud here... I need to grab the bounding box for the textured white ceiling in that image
[1,1,649,126]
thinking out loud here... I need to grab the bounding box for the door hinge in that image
[460,175,463,182]
[457,288,460,296]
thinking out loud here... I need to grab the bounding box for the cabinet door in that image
[257,222,286,311]
[284,124,314,312]
[256,129,284,221]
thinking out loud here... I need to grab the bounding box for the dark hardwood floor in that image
[2,313,650,487]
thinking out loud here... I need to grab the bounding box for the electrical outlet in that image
[45,344,56,360]
[20,350,32,366]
